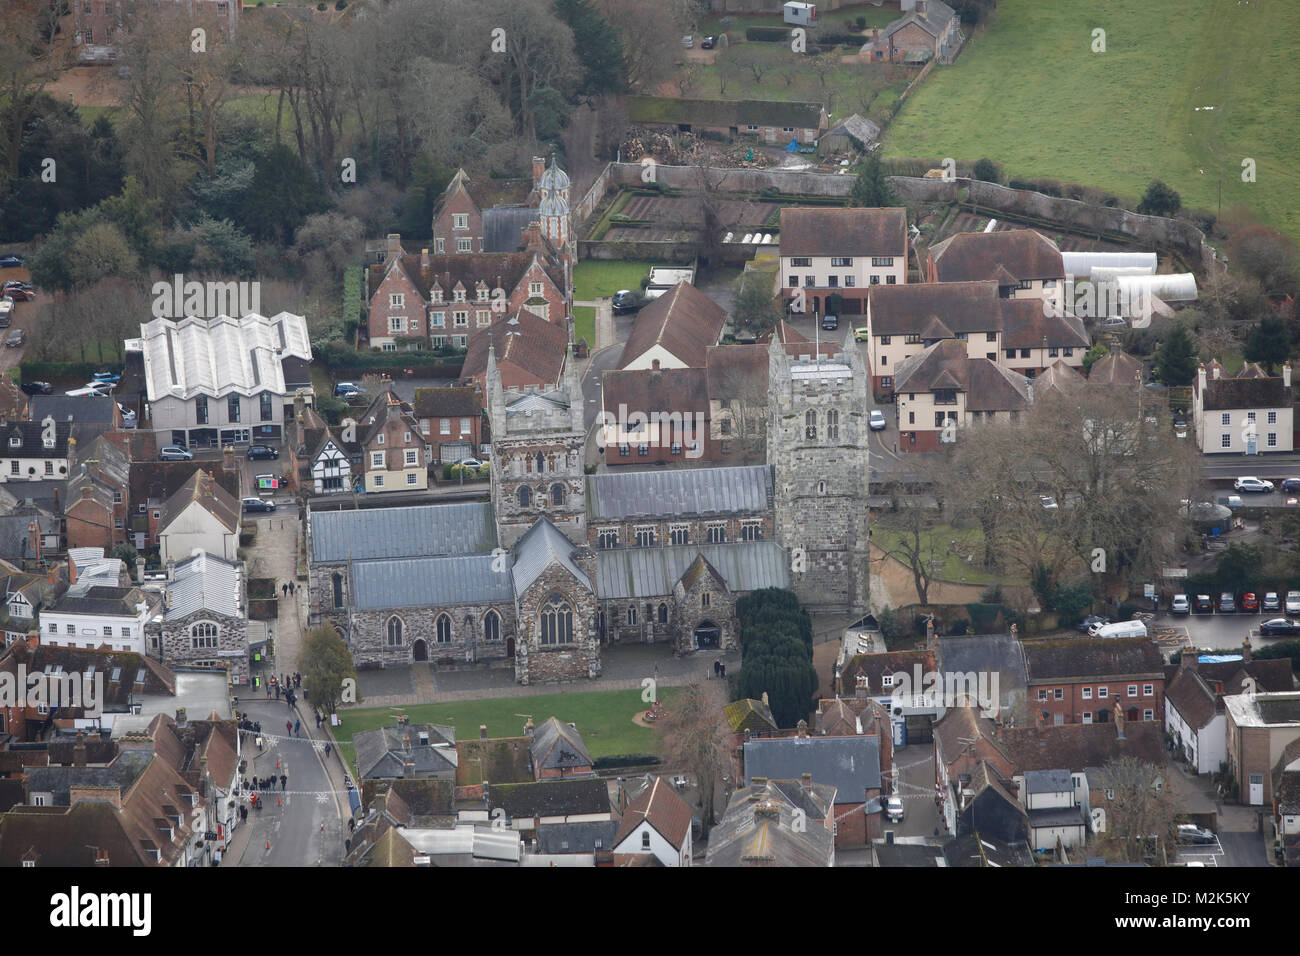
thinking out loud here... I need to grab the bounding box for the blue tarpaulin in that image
[1197,655,1243,664]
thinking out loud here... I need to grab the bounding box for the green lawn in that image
[573,260,656,301]
[884,0,1300,240]
[871,522,1010,587]
[572,306,595,349]
[332,687,677,772]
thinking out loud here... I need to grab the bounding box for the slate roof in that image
[1000,298,1090,349]
[1027,805,1088,828]
[1164,668,1218,731]
[47,585,150,618]
[929,229,1064,284]
[1023,769,1073,794]
[512,518,590,598]
[874,844,945,867]
[840,650,936,696]
[159,470,241,534]
[587,465,771,519]
[941,834,1035,867]
[1022,637,1165,682]
[997,721,1166,773]
[461,310,568,389]
[354,724,458,780]
[868,281,1002,336]
[530,717,593,775]
[482,206,539,253]
[455,736,533,786]
[412,386,481,420]
[779,206,908,259]
[613,775,693,851]
[309,502,496,562]
[489,778,610,819]
[0,513,58,564]
[744,735,881,804]
[618,282,725,371]
[30,394,117,425]
[706,786,835,867]
[1199,375,1290,411]
[0,419,72,459]
[936,634,1029,701]
[535,820,618,854]
[129,461,239,511]
[164,551,242,620]
[595,542,789,600]
[352,554,513,611]
[359,778,456,821]
[139,312,312,401]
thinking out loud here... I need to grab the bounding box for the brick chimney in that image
[175,708,187,728]
[386,233,402,258]
[521,221,543,252]
[74,731,87,768]
[532,155,546,188]
[801,772,812,792]
[524,717,535,738]
[855,674,869,700]
[796,719,808,738]
[27,520,39,561]
[421,248,430,268]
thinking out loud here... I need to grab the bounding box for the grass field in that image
[884,0,1300,240]
[573,260,656,301]
[332,687,676,772]
[871,522,1006,587]
[572,306,595,348]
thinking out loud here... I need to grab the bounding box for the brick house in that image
[356,391,430,494]
[431,157,569,256]
[926,228,1066,301]
[528,716,595,780]
[459,309,570,396]
[860,0,963,64]
[412,387,484,464]
[617,282,725,371]
[1165,655,1294,775]
[1224,691,1300,807]
[1022,637,1167,727]
[778,207,909,318]
[64,435,131,553]
[365,226,568,351]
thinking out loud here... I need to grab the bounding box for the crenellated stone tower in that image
[486,341,587,549]
[766,329,871,612]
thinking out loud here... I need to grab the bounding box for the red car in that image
[2,289,32,302]
[1240,592,1259,613]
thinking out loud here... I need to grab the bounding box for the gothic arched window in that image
[540,593,574,645]
[551,483,565,506]
[805,409,817,440]
[826,409,839,441]
[436,614,452,644]
[386,616,404,646]
[483,610,501,642]
[519,486,532,508]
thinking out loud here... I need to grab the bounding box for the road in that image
[234,697,350,867]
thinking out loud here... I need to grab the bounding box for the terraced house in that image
[627,96,829,146]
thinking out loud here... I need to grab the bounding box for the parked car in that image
[681,34,693,47]
[241,497,276,513]
[1039,495,1059,510]
[854,326,870,342]
[1091,620,1148,639]
[0,254,25,268]
[4,329,24,348]
[1260,618,1300,636]
[1263,591,1282,612]
[1176,825,1216,845]
[869,410,887,431]
[0,300,12,327]
[1283,478,1300,493]
[2,287,33,301]
[1,281,32,293]
[64,384,110,397]
[91,371,121,383]
[1234,476,1274,493]
[1102,316,1128,330]
[118,404,137,428]
[1192,594,1214,614]
[1170,594,1190,615]
[611,289,644,314]
[1288,591,1300,615]
[1218,592,1236,613]
[334,381,362,398]
[455,458,485,470]
[884,796,905,822]
[1077,615,1110,633]
[701,35,716,49]
[247,444,279,461]
[1226,494,1244,509]
[821,313,839,331]
[19,381,51,395]
[159,445,193,461]
[1240,592,1259,613]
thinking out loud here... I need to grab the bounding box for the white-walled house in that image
[1165,668,1229,775]
[779,207,909,320]
[1193,360,1294,455]
[611,775,694,866]
[1016,769,1088,851]
[158,471,241,564]
[0,420,72,484]
[40,584,159,653]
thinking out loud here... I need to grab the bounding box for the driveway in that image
[891,742,944,839]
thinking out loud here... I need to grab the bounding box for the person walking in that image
[293,719,301,737]
[315,713,322,729]
[266,683,272,699]
[274,685,281,700]
[282,582,288,597]
[324,743,332,758]
[286,720,292,736]
[280,773,287,791]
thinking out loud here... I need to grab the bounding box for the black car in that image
[20,381,52,395]
[1192,594,1214,614]
[1260,618,1300,636]
[247,444,279,461]
[241,497,276,513]
[612,290,644,314]
[701,35,716,49]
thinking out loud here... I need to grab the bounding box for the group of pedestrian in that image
[247,774,288,792]
[711,658,727,680]
[237,717,263,735]
[280,581,297,597]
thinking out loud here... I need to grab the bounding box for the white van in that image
[1089,619,1148,639]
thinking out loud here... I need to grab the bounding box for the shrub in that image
[972,158,999,183]
[746,26,789,42]
[855,15,867,28]
[592,754,662,770]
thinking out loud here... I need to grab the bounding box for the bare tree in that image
[656,681,731,829]
[873,498,942,607]
[1087,757,1181,864]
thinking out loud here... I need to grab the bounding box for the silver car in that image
[1287,591,1300,615]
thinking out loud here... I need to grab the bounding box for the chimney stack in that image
[1212,362,1221,380]
[421,248,429,268]
[166,559,175,582]
[801,772,812,792]
[855,674,869,700]
[135,557,145,583]
[386,233,402,257]
[532,155,546,187]
[524,718,535,738]
[1285,362,1292,389]
[796,719,808,738]
[480,724,488,741]
[74,731,87,768]
[175,708,187,728]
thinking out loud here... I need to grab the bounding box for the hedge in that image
[20,360,122,383]
[592,754,662,770]
[746,26,789,41]
[315,341,465,376]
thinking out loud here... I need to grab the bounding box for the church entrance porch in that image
[693,622,721,650]
[412,639,428,662]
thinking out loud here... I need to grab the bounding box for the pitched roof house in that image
[860,0,963,64]
[1165,655,1293,775]
[706,778,836,867]
[460,309,569,394]
[611,775,694,866]
[617,282,725,371]
[158,470,240,564]
[355,722,458,780]
[1193,360,1294,454]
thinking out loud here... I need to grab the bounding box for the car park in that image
[241,497,276,513]
[884,796,904,822]
[1234,476,1274,493]
[1240,592,1259,613]
[247,444,279,460]
[1260,618,1300,636]
[869,410,887,431]
[1263,592,1282,612]
[1218,592,1236,613]
[1288,591,1300,615]
[1170,594,1190,615]
[1177,825,1216,845]
[19,381,51,395]
[1193,594,1214,614]
[159,445,193,461]
[4,329,24,348]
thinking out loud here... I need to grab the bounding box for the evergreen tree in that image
[1136,179,1180,217]
[1154,324,1198,385]
[554,0,625,96]
[1244,316,1293,374]
[851,152,895,208]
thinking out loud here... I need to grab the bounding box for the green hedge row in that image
[592,754,662,770]
[20,360,121,383]
[315,341,465,375]
[746,26,789,41]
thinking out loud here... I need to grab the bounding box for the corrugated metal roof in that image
[165,551,242,620]
[587,465,771,520]
[512,519,589,598]
[352,555,513,610]
[310,502,496,563]
[595,542,788,599]
[139,312,311,402]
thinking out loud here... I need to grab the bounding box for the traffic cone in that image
[266,840,270,850]
[277,795,282,807]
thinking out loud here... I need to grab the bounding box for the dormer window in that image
[8,436,20,448]
[476,286,489,302]
[454,289,466,302]
[431,288,443,303]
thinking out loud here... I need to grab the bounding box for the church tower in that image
[766,330,871,611]
[487,340,587,549]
